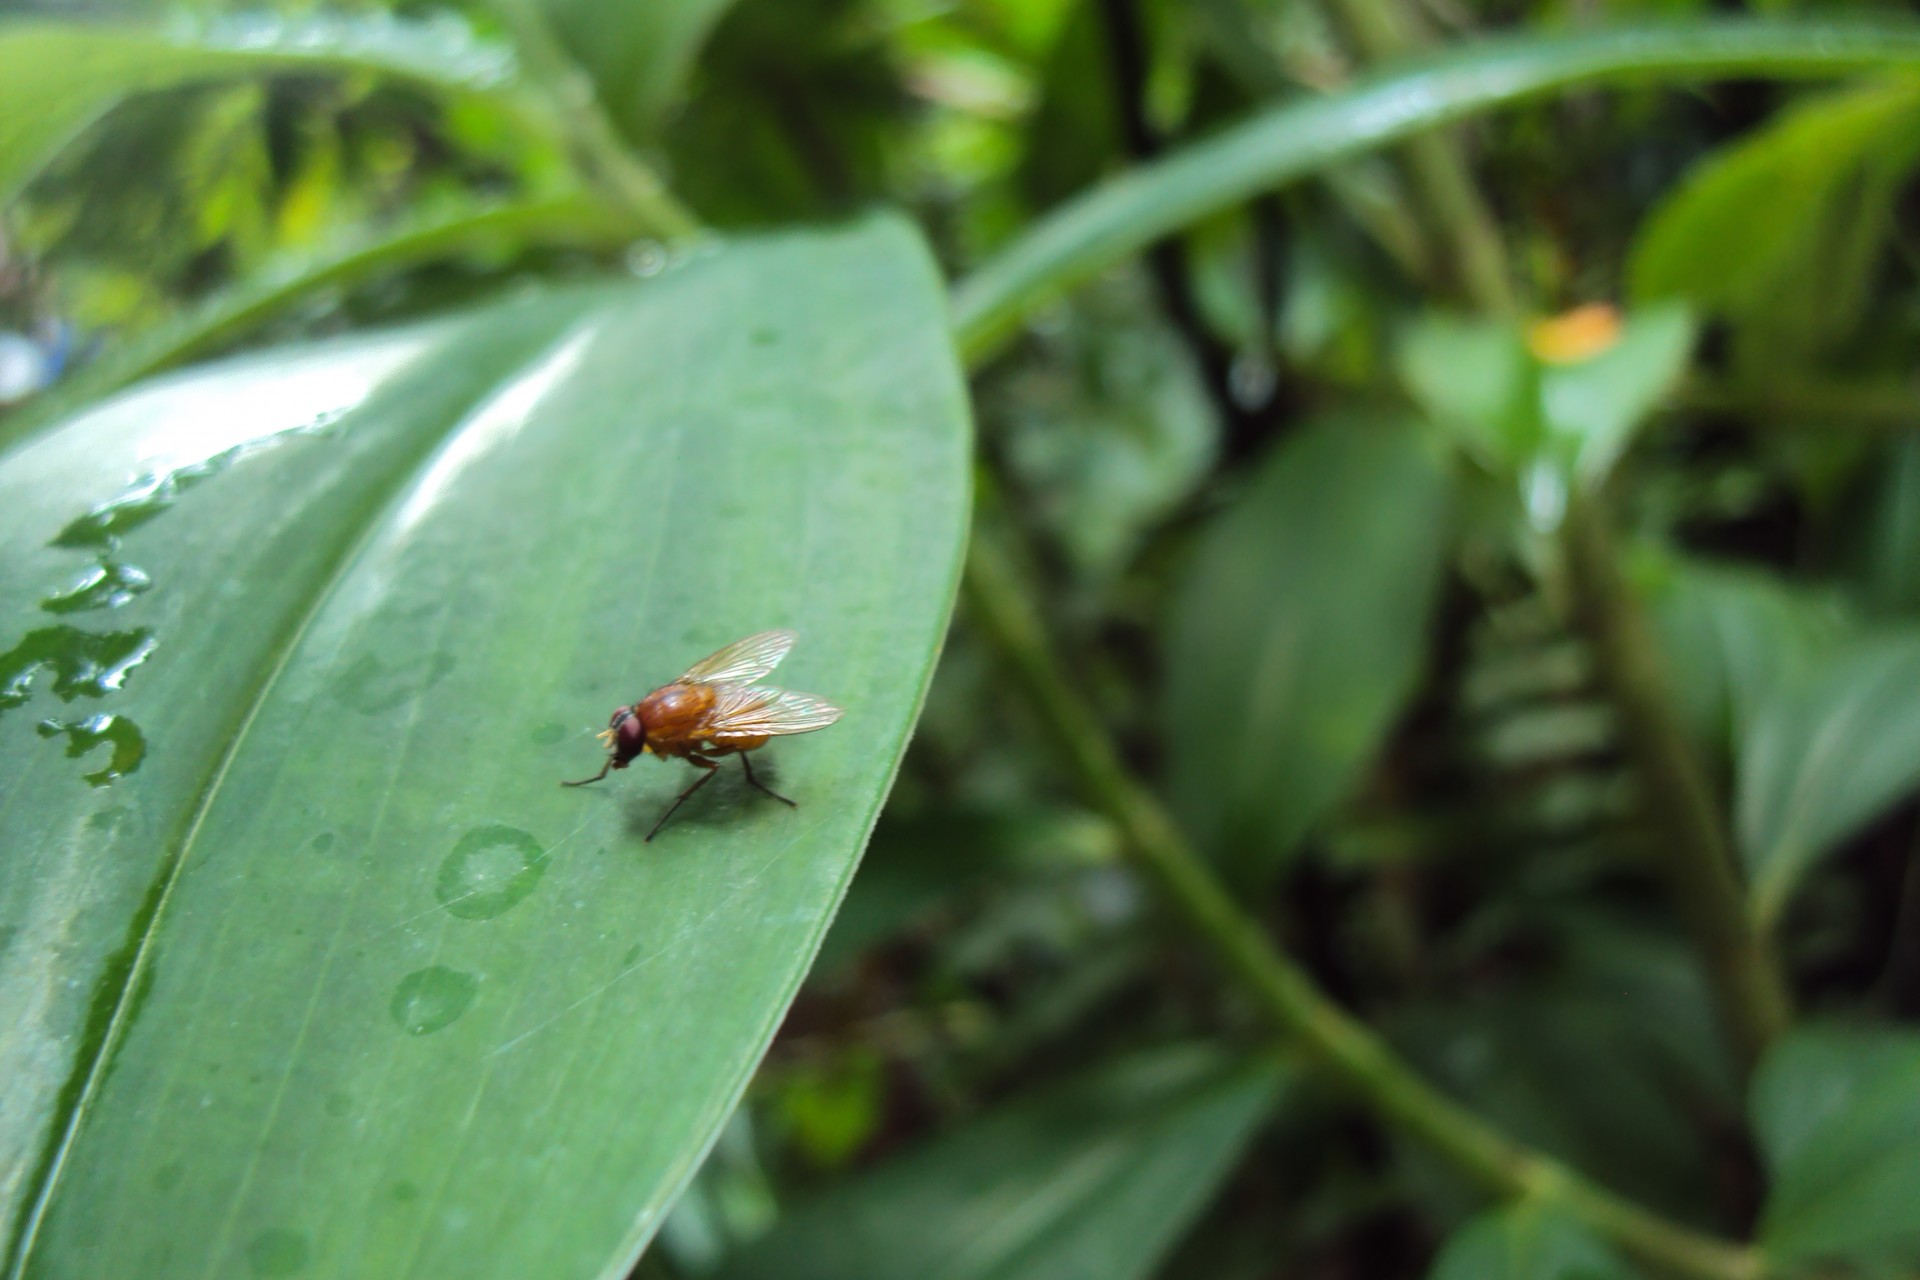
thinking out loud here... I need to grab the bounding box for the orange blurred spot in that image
[1527,303,1622,364]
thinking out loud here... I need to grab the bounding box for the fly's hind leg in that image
[647,759,720,842]
[740,752,797,808]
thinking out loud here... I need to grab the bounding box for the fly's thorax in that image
[636,682,717,743]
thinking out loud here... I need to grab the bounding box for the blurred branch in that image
[476,0,701,240]
[1318,0,1515,311]
[951,18,1920,365]
[961,508,1762,1280]
[1561,493,1792,1077]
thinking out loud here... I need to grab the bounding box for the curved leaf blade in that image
[0,216,970,1278]
[0,13,524,205]
[951,18,1920,364]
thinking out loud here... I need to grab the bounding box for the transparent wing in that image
[705,685,844,741]
[679,629,797,686]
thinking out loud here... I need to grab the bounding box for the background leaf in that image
[534,0,740,140]
[0,217,969,1278]
[715,1046,1288,1280]
[1629,78,1920,368]
[0,14,527,206]
[1755,1027,1920,1270]
[1166,414,1452,878]
[1736,630,1920,926]
[1429,1203,1636,1280]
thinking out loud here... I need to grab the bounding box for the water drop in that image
[529,721,569,746]
[40,560,152,614]
[0,625,156,712]
[35,713,145,785]
[620,944,643,967]
[435,825,547,920]
[626,241,668,277]
[309,832,335,855]
[390,966,479,1035]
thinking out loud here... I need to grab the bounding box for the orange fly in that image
[563,630,843,840]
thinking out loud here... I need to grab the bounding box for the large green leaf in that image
[1166,414,1452,879]
[0,217,969,1278]
[0,13,532,207]
[715,1046,1288,1280]
[1755,1027,1920,1270]
[950,18,1920,363]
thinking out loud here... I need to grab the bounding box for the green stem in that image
[962,522,1762,1280]
[1321,0,1516,311]
[1560,494,1793,1076]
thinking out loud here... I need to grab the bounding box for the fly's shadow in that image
[618,753,795,843]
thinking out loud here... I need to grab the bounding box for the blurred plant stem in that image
[961,509,1761,1280]
[1319,0,1515,311]
[1561,493,1793,1077]
[1680,375,1920,428]
[477,0,701,241]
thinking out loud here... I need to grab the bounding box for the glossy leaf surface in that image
[0,217,969,1278]
[716,1047,1287,1280]
[1166,415,1452,879]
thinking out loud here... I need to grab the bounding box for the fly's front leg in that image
[647,758,720,842]
[740,752,796,807]
[562,757,615,787]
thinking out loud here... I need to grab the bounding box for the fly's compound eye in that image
[614,711,648,754]
[608,707,633,731]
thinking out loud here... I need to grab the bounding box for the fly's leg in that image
[740,752,797,808]
[562,757,614,787]
[647,760,720,842]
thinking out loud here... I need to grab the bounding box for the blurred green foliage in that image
[7,1,1920,1278]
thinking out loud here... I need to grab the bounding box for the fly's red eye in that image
[609,707,632,731]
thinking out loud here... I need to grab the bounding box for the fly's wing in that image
[704,685,844,742]
[679,630,798,686]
